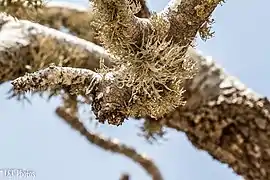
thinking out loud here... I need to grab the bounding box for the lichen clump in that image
[92,0,198,118]
[0,0,44,20]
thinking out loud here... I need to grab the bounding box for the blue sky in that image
[0,0,269,179]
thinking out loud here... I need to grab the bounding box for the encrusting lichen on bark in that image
[160,0,225,46]
[0,12,112,83]
[3,1,270,180]
[1,0,221,125]
[11,66,101,95]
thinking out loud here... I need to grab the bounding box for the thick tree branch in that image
[1,1,96,41]
[155,52,270,180]
[1,1,150,42]
[0,13,113,82]
[56,107,163,180]
[38,2,97,42]
[160,0,223,46]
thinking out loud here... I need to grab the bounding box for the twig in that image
[56,107,164,180]
[11,66,101,95]
[119,173,130,180]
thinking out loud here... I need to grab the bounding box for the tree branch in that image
[160,0,223,46]
[1,1,150,42]
[11,66,101,95]
[3,2,270,179]
[0,13,113,82]
[135,0,151,18]
[56,107,163,180]
[38,2,97,42]
[91,0,152,53]
[1,1,96,41]
[119,173,130,180]
[156,52,270,180]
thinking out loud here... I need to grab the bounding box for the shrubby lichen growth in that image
[92,0,198,118]
[196,0,226,41]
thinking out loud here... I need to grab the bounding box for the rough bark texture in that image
[160,51,270,180]
[161,0,222,45]
[1,2,269,180]
[0,13,113,82]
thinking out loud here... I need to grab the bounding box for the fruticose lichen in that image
[92,0,198,118]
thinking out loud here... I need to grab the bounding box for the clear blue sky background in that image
[0,0,269,180]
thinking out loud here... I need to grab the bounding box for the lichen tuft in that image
[92,0,198,119]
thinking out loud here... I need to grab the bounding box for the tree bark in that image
[161,51,270,180]
[1,2,269,180]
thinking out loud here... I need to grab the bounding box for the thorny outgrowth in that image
[56,107,164,180]
[92,0,198,118]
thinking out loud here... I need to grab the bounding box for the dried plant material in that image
[198,17,215,41]
[11,65,101,95]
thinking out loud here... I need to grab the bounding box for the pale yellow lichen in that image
[92,0,198,118]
